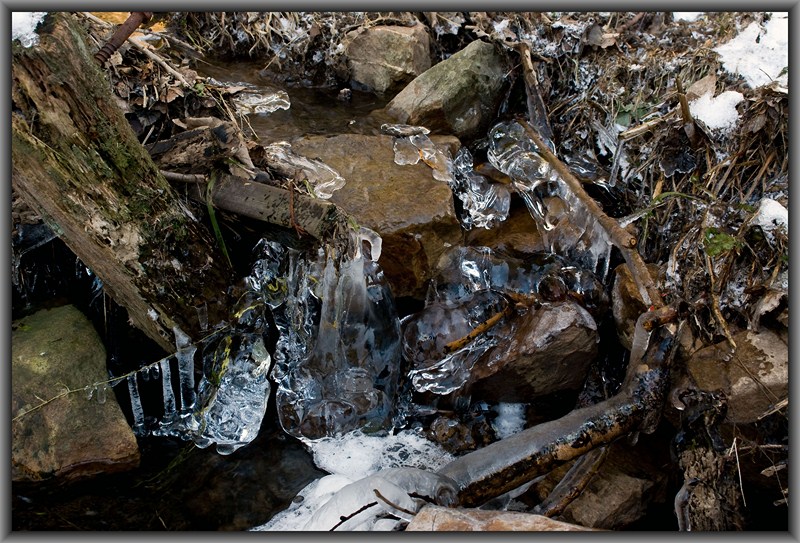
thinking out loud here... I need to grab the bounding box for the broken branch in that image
[519,119,664,308]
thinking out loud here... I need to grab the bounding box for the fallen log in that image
[11,12,232,351]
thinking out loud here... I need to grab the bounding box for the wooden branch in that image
[518,119,663,309]
[146,122,246,174]
[187,174,347,241]
[438,303,680,507]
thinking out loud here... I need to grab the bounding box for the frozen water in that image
[153,358,180,436]
[269,227,402,439]
[392,136,421,165]
[127,374,146,436]
[262,141,346,199]
[749,198,788,244]
[486,119,613,278]
[689,90,744,136]
[232,89,291,115]
[380,123,430,137]
[714,13,788,89]
[492,403,527,439]
[451,147,511,229]
[174,326,197,415]
[254,428,455,531]
[12,12,46,48]
[192,331,272,454]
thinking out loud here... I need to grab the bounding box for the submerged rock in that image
[686,329,788,423]
[291,133,463,298]
[343,24,431,96]
[405,505,599,531]
[12,305,139,482]
[385,40,508,139]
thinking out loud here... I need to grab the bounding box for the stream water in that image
[11,58,787,531]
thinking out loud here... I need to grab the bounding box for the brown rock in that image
[465,203,545,254]
[291,134,463,298]
[12,305,140,482]
[405,505,599,531]
[686,329,788,423]
[344,25,431,96]
[470,301,598,402]
[385,40,508,139]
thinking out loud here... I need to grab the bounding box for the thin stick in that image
[518,119,663,308]
[127,36,192,87]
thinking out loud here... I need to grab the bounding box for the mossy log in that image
[11,13,232,352]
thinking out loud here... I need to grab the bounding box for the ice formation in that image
[12,12,47,48]
[269,227,403,440]
[261,141,346,199]
[487,119,613,279]
[231,89,291,115]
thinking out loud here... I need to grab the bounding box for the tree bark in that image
[11,12,232,352]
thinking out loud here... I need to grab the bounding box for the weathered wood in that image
[187,174,347,240]
[146,121,248,174]
[11,12,232,352]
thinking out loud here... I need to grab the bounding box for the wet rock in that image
[405,505,599,531]
[12,305,139,482]
[470,301,599,402]
[385,40,508,139]
[465,203,545,254]
[291,134,463,298]
[611,262,663,350]
[553,438,670,530]
[343,24,431,96]
[686,329,788,423]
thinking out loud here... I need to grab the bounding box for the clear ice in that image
[269,227,402,440]
[262,141,346,199]
[231,89,291,115]
[487,120,613,279]
[451,147,511,229]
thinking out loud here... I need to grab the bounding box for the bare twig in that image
[518,119,663,308]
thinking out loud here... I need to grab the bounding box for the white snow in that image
[12,12,47,48]
[253,428,455,531]
[309,428,455,481]
[492,403,527,439]
[714,13,788,88]
[674,12,703,22]
[689,90,744,135]
[749,198,788,243]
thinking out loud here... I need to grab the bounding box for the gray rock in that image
[291,134,463,298]
[385,40,508,139]
[686,329,788,423]
[470,301,598,402]
[12,305,139,481]
[344,24,431,96]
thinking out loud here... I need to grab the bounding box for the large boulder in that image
[385,40,508,139]
[291,134,463,298]
[12,305,140,481]
[405,505,598,531]
[686,329,788,423]
[343,24,431,96]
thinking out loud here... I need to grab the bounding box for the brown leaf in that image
[686,74,716,102]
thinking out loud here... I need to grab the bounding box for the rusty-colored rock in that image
[405,505,599,531]
[291,133,463,298]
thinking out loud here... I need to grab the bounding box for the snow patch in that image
[749,198,788,243]
[492,403,527,439]
[12,12,47,48]
[714,13,788,88]
[673,12,703,22]
[689,90,744,135]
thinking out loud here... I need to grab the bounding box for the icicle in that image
[174,326,197,415]
[159,358,178,429]
[127,374,146,436]
[96,384,108,404]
